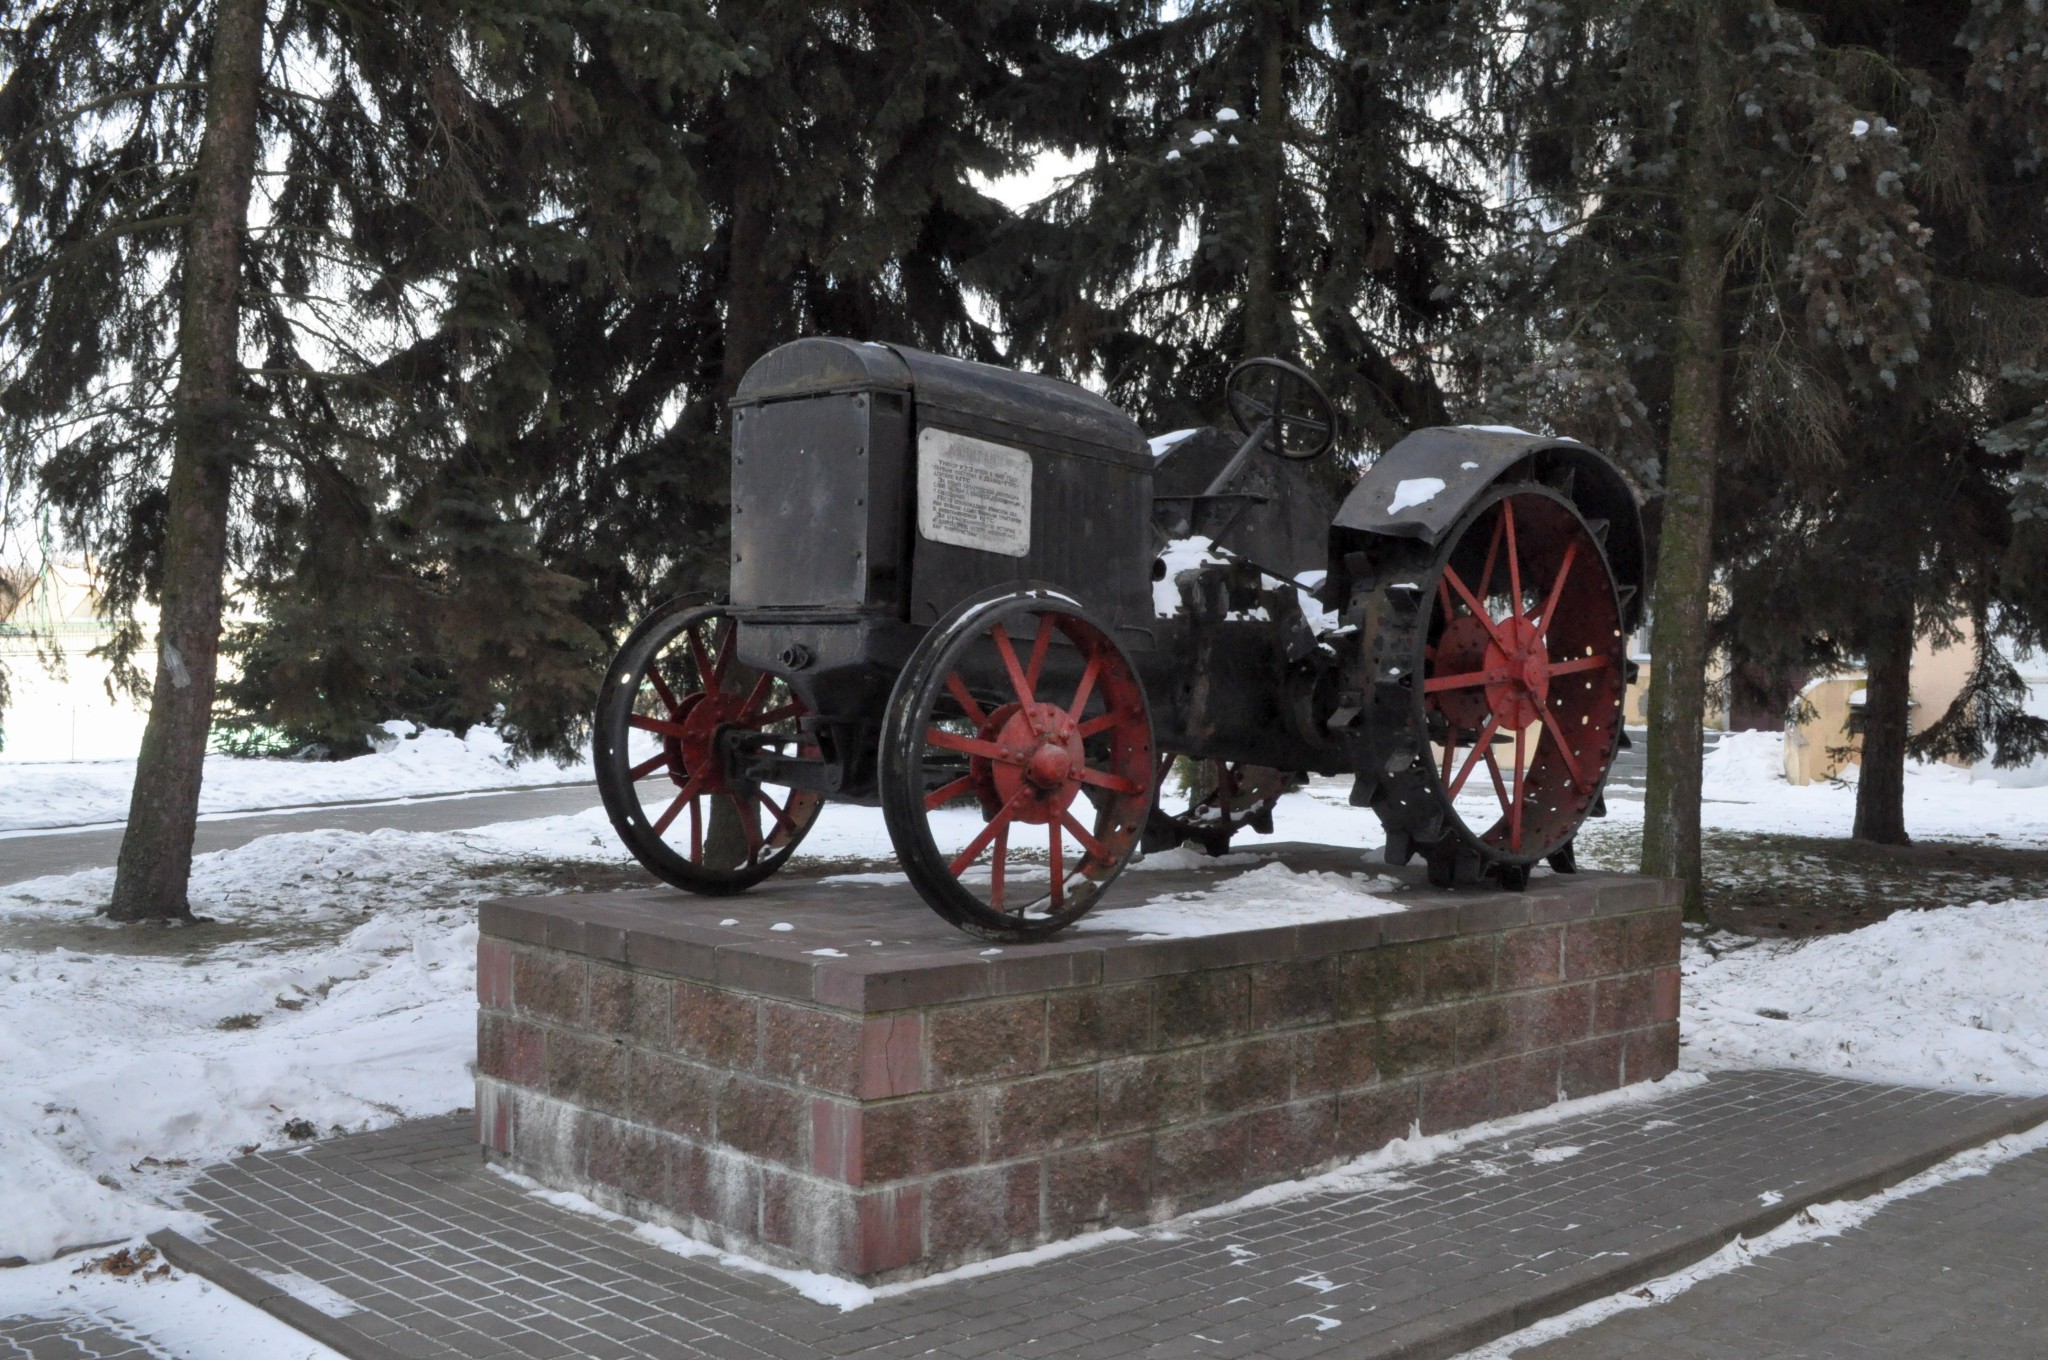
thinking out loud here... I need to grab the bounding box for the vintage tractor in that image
[593,339,1644,939]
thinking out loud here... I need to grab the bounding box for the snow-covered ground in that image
[1604,730,2048,847]
[0,723,590,833]
[1679,900,2048,1091]
[0,1251,342,1358]
[5,731,2048,1347]
[0,809,634,1265]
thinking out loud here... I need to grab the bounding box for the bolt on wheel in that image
[1417,484,1625,873]
[880,588,1153,939]
[594,600,823,894]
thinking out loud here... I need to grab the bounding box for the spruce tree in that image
[219,2,1125,754]
[0,0,611,917]
[1681,0,2048,844]
[1009,0,1499,450]
[1467,0,1961,909]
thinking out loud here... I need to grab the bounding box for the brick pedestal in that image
[475,848,1680,1283]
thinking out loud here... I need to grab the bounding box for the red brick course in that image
[478,895,1681,1283]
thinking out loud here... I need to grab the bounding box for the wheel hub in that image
[989,701,1085,823]
[676,689,748,793]
[1483,616,1550,728]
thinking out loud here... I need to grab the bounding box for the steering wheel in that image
[1226,358,1338,462]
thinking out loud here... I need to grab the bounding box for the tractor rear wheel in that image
[1364,483,1626,887]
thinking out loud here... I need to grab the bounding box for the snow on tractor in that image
[593,339,1646,939]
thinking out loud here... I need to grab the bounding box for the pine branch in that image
[0,81,208,163]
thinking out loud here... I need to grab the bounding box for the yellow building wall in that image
[1782,627,1977,786]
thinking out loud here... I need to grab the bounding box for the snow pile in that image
[1080,862,1409,938]
[1681,898,2048,1094]
[1,722,590,832]
[1152,535,1234,617]
[0,808,631,1264]
[1386,477,1447,514]
[1700,728,1790,795]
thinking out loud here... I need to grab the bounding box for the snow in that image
[0,1250,344,1358]
[1679,898,2048,1094]
[1190,129,1215,147]
[9,713,2048,1329]
[1457,423,1544,437]
[1852,117,1872,137]
[1078,862,1409,938]
[1127,846,1263,872]
[0,723,589,833]
[488,1164,884,1311]
[1151,535,1338,631]
[1147,427,1201,457]
[1165,150,1181,162]
[1386,477,1447,514]
[1526,1144,1582,1164]
[1152,534,1233,617]
[1215,107,1241,122]
[0,807,633,1265]
[1601,729,2048,847]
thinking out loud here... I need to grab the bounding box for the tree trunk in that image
[1640,3,1729,927]
[107,0,266,923]
[707,138,780,856]
[1853,603,1914,845]
[719,145,779,402]
[1241,13,1286,358]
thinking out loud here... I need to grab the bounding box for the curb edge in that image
[148,1228,415,1360]
[1366,1085,2048,1360]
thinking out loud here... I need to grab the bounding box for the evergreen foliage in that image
[0,0,611,764]
[1471,0,2048,862]
[1011,0,1501,456]
[219,0,1121,755]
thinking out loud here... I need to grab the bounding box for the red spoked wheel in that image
[594,600,823,894]
[1144,756,1290,856]
[880,587,1153,939]
[1418,484,1625,886]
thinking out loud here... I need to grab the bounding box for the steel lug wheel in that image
[1367,482,1626,890]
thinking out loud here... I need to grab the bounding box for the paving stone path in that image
[0,1315,163,1360]
[1524,1143,2048,1359]
[155,1070,2044,1360]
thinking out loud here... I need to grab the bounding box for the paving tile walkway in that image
[154,1070,2047,1360]
[0,1315,163,1360]
[1521,1143,2048,1359]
